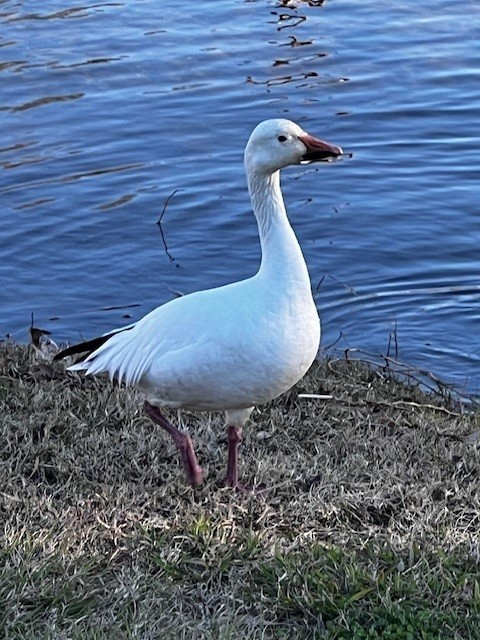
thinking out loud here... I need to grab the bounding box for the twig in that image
[365,398,465,418]
[316,392,465,419]
[330,349,479,409]
[156,189,182,263]
[323,330,344,351]
[315,274,325,292]
[298,393,333,400]
[342,349,449,396]
[386,323,399,360]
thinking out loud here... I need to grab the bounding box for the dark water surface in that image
[1,0,479,392]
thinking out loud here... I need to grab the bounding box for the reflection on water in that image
[9,93,84,112]
[1,0,479,393]
[5,3,123,22]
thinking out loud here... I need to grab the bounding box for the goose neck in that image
[247,169,310,285]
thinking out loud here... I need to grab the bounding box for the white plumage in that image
[59,118,343,488]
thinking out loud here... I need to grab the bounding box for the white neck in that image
[247,169,311,288]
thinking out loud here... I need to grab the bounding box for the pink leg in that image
[222,425,243,489]
[143,401,203,486]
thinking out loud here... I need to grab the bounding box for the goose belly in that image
[140,307,320,411]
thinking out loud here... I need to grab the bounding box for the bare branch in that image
[156,189,182,263]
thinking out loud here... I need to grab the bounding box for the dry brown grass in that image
[1,341,480,639]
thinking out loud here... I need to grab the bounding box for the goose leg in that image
[223,425,243,489]
[143,401,203,486]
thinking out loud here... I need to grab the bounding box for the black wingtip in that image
[53,335,111,362]
[53,324,135,362]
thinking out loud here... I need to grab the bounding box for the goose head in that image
[244,118,343,176]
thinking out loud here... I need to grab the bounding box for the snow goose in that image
[54,119,343,489]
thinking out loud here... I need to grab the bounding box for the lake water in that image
[1,0,479,394]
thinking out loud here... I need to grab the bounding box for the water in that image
[1,0,479,393]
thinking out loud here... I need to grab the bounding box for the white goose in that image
[55,119,342,488]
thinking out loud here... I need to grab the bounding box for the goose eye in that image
[277,135,287,143]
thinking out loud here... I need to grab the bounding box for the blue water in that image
[1,0,479,393]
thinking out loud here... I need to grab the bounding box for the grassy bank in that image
[1,341,480,639]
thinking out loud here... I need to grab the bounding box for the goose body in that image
[77,264,319,414]
[56,119,342,488]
